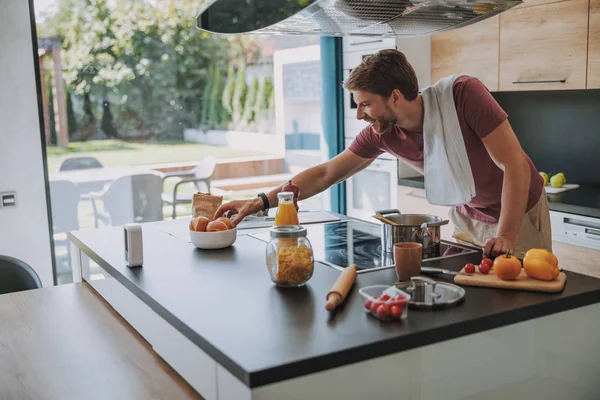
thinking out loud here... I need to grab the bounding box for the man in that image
[214,49,552,258]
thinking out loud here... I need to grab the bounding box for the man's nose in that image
[356,106,366,120]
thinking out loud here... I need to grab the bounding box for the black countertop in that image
[398,178,600,219]
[70,221,600,388]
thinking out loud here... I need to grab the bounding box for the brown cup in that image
[394,242,423,281]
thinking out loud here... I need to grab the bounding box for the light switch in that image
[1,192,16,207]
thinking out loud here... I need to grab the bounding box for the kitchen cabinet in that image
[431,16,500,91]
[512,0,570,8]
[589,0,600,88]
[499,0,589,91]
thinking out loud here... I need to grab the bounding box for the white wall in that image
[0,0,54,286]
[396,36,432,90]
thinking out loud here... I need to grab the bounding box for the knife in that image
[420,266,472,276]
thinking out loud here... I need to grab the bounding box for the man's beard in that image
[367,114,397,135]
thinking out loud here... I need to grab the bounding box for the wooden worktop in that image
[0,283,202,400]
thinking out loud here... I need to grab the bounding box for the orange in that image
[493,253,522,281]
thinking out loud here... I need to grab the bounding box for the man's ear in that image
[390,89,404,105]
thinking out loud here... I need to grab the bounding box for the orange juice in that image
[274,192,299,226]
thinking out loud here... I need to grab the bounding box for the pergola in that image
[38,36,69,148]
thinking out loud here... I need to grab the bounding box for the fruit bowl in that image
[358,285,411,322]
[189,227,237,249]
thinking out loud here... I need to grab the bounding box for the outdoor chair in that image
[161,156,217,219]
[0,255,42,295]
[58,156,104,172]
[90,172,164,227]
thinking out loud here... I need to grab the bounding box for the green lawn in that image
[46,140,267,173]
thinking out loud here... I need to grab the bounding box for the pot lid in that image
[395,276,465,309]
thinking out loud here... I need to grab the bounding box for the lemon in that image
[550,174,566,188]
[540,172,549,186]
[556,172,567,183]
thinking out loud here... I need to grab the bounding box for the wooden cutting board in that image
[454,268,567,293]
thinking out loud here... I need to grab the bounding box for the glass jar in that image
[266,225,314,287]
[274,192,299,226]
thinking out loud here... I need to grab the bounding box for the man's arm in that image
[481,119,531,258]
[265,149,375,208]
[214,149,375,225]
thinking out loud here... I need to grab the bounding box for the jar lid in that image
[270,225,307,238]
[277,191,294,201]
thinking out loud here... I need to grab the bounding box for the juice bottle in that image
[274,192,299,226]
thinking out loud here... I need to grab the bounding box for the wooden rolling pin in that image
[325,264,358,311]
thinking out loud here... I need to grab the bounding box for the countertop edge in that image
[246,288,600,387]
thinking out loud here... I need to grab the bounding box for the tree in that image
[221,63,235,127]
[39,0,238,140]
[201,67,214,127]
[66,90,78,138]
[208,67,224,129]
[231,57,247,128]
[264,77,275,110]
[241,74,259,127]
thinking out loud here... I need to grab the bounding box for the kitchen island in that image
[69,215,600,400]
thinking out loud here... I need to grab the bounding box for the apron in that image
[449,189,552,256]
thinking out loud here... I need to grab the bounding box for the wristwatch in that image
[257,192,270,212]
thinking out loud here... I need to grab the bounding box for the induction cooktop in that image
[250,220,479,273]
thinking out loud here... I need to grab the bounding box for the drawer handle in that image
[512,79,566,84]
[585,228,600,238]
[564,217,600,230]
[350,39,383,46]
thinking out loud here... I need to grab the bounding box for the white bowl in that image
[189,228,237,249]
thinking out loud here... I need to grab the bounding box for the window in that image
[35,0,328,284]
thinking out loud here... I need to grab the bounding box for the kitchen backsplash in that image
[493,89,600,185]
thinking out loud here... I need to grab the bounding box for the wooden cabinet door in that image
[499,0,589,91]
[589,0,600,88]
[431,16,499,91]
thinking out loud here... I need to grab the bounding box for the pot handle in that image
[376,209,402,217]
[429,219,450,227]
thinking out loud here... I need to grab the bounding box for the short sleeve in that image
[348,126,384,159]
[454,77,508,139]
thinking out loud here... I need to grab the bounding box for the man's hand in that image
[213,198,263,227]
[484,236,515,259]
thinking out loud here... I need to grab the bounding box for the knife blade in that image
[420,266,472,276]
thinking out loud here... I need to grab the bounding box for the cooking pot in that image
[376,209,449,258]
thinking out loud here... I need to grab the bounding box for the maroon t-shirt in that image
[349,76,543,223]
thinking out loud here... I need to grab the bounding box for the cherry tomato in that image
[390,295,408,307]
[479,264,491,274]
[376,304,390,319]
[379,294,391,301]
[364,299,373,311]
[482,258,493,268]
[370,300,383,314]
[464,263,476,273]
[390,305,402,319]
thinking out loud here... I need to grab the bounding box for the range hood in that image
[196,0,521,37]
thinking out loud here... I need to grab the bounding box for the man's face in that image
[352,91,397,135]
